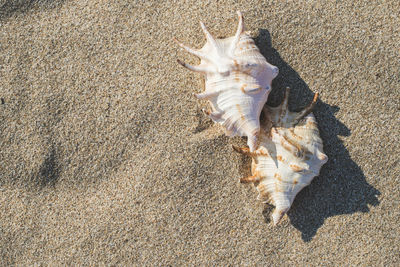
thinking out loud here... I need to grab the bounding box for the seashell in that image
[175,11,279,151]
[233,87,328,225]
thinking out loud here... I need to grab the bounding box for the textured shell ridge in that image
[175,11,279,151]
[234,87,328,225]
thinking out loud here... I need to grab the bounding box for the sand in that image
[0,0,399,265]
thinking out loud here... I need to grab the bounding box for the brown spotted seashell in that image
[233,87,328,225]
[175,11,279,151]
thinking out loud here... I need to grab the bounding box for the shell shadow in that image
[193,108,214,134]
[35,144,61,188]
[0,0,65,21]
[253,29,381,242]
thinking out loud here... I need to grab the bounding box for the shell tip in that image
[247,132,259,152]
[318,151,328,163]
[232,144,240,153]
[313,92,319,102]
[272,207,289,226]
[201,108,209,115]
[272,66,279,77]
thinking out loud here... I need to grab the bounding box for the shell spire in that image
[175,11,279,151]
[233,88,328,225]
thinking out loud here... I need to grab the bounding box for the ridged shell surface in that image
[233,88,328,225]
[176,11,278,151]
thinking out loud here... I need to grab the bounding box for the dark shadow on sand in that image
[0,0,64,21]
[36,144,61,187]
[251,29,381,242]
[193,108,214,134]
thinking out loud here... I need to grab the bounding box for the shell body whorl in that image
[234,88,328,225]
[176,12,278,151]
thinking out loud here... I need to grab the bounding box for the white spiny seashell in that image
[233,88,328,225]
[175,11,278,151]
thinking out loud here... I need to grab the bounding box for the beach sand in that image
[1,0,399,265]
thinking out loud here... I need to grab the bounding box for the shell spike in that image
[317,151,328,163]
[200,22,218,49]
[272,66,279,78]
[173,38,206,59]
[202,108,223,120]
[177,59,209,73]
[236,11,244,31]
[291,92,319,126]
[279,87,290,122]
[229,11,244,54]
[247,133,258,152]
[240,175,260,183]
[194,90,220,100]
